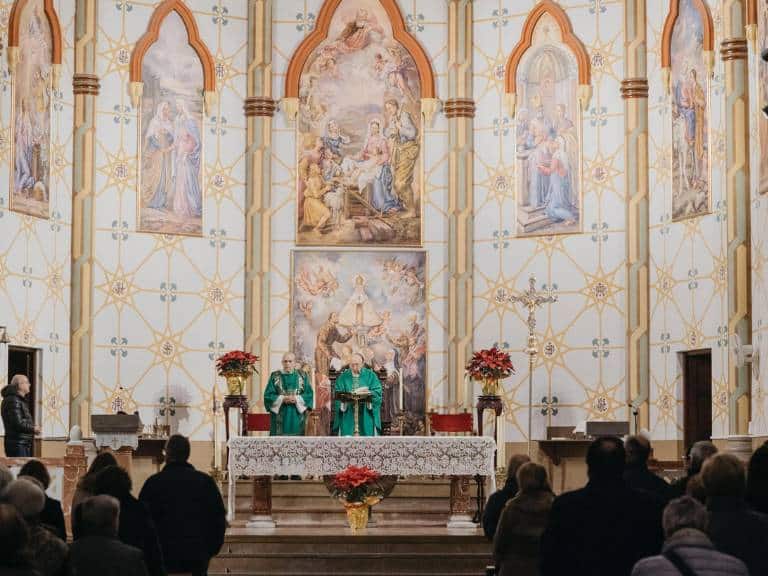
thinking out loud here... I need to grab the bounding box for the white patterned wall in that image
[647,0,728,441]
[472,0,627,442]
[270,0,452,408]
[90,1,246,440]
[0,0,74,438]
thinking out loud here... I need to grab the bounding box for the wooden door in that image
[682,349,712,450]
[7,346,37,425]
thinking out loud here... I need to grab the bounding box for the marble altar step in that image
[222,478,480,526]
[209,526,492,575]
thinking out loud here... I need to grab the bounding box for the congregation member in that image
[333,353,383,436]
[4,478,68,576]
[746,440,768,515]
[482,454,530,540]
[90,465,165,576]
[670,441,717,498]
[18,459,66,540]
[1,374,39,457]
[493,462,554,576]
[540,436,663,576]
[69,495,148,576]
[0,502,39,576]
[72,451,118,514]
[0,463,13,493]
[701,453,768,576]
[630,496,748,576]
[139,434,226,576]
[623,435,673,503]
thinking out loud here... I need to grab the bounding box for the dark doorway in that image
[681,349,712,451]
[7,346,38,428]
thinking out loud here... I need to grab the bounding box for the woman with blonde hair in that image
[494,462,554,576]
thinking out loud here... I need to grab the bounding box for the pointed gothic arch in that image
[129,0,215,93]
[504,0,590,99]
[284,0,435,99]
[8,0,62,65]
[661,0,714,69]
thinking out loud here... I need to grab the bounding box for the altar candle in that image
[399,369,404,412]
[212,389,221,470]
[496,414,506,469]
[464,372,472,409]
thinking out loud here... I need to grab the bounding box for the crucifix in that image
[507,274,558,457]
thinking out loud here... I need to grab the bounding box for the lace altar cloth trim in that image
[227,435,496,478]
[93,432,139,450]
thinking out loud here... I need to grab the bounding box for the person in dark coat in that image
[71,451,118,517]
[746,440,768,514]
[69,495,148,576]
[18,459,66,540]
[630,496,748,576]
[89,466,165,576]
[623,435,673,503]
[1,374,39,457]
[494,462,554,576]
[482,454,530,540]
[701,453,768,576]
[540,436,664,576]
[139,435,226,576]
[0,502,40,576]
[670,441,717,498]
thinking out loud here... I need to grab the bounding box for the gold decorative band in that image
[720,38,748,61]
[443,98,475,118]
[620,78,649,99]
[73,73,100,95]
[244,97,278,117]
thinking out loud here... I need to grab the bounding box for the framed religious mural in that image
[506,5,589,238]
[11,0,54,219]
[136,11,205,237]
[291,249,427,434]
[759,0,768,195]
[293,0,424,246]
[664,0,713,220]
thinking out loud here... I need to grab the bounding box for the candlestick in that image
[496,414,506,470]
[399,369,404,412]
[464,372,473,409]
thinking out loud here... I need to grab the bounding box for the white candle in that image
[399,369,404,412]
[464,372,472,409]
[496,414,506,469]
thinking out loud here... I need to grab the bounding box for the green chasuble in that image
[333,367,382,436]
[263,370,314,436]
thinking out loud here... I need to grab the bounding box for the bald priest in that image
[333,353,382,436]
[264,353,314,436]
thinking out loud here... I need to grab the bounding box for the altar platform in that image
[209,526,492,576]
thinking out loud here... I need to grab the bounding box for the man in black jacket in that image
[623,435,673,503]
[139,434,226,576]
[1,374,39,457]
[540,436,664,576]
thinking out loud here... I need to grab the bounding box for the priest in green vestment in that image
[333,353,382,436]
[263,352,314,435]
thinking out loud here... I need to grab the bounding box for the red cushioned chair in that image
[246,413,271,434]
[426,410,484,522]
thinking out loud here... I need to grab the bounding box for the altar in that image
[227,435,496,529]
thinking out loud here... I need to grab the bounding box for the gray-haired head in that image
[78,495,120,537]
[9,374,30,397]
[662,496,708,538]
[2,478,45,523]
[689,441,718,475]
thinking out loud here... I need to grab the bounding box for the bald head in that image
[349,353,364,375]
[281,353,296,373]
[3,478,45,522]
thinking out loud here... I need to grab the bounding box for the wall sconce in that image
[0,326,9,344]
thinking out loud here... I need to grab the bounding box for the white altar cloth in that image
[227,435,497,520]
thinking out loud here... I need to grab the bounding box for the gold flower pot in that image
[343,501,369,531]
[481,377,500,396]
[224,373,248,396]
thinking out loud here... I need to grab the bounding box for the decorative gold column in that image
[722,0,752,435]
[622,0,649,431]
[447,0,474,408]
[244,0,275,399]
[70,0,99,434]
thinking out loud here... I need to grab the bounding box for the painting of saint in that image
[292,250,426,434]
[138,11,204,236]
[514,15,581,237]
[670,0,710,219]
[759,1,768,195]
[12,0,52,219]
[296,0,422,246]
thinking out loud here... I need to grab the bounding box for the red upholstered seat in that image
[427,411,474,435]
[246,413,271,433]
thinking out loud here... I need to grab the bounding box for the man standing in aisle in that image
[1,374,40,457]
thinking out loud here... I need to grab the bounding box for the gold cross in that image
[507,275,557,357]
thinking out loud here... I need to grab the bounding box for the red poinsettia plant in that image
[216,350,259,376]
[466,346,515,380]
[330,465,384,503]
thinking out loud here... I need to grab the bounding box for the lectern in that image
[334,391,373,436]
[91,414,142,474]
